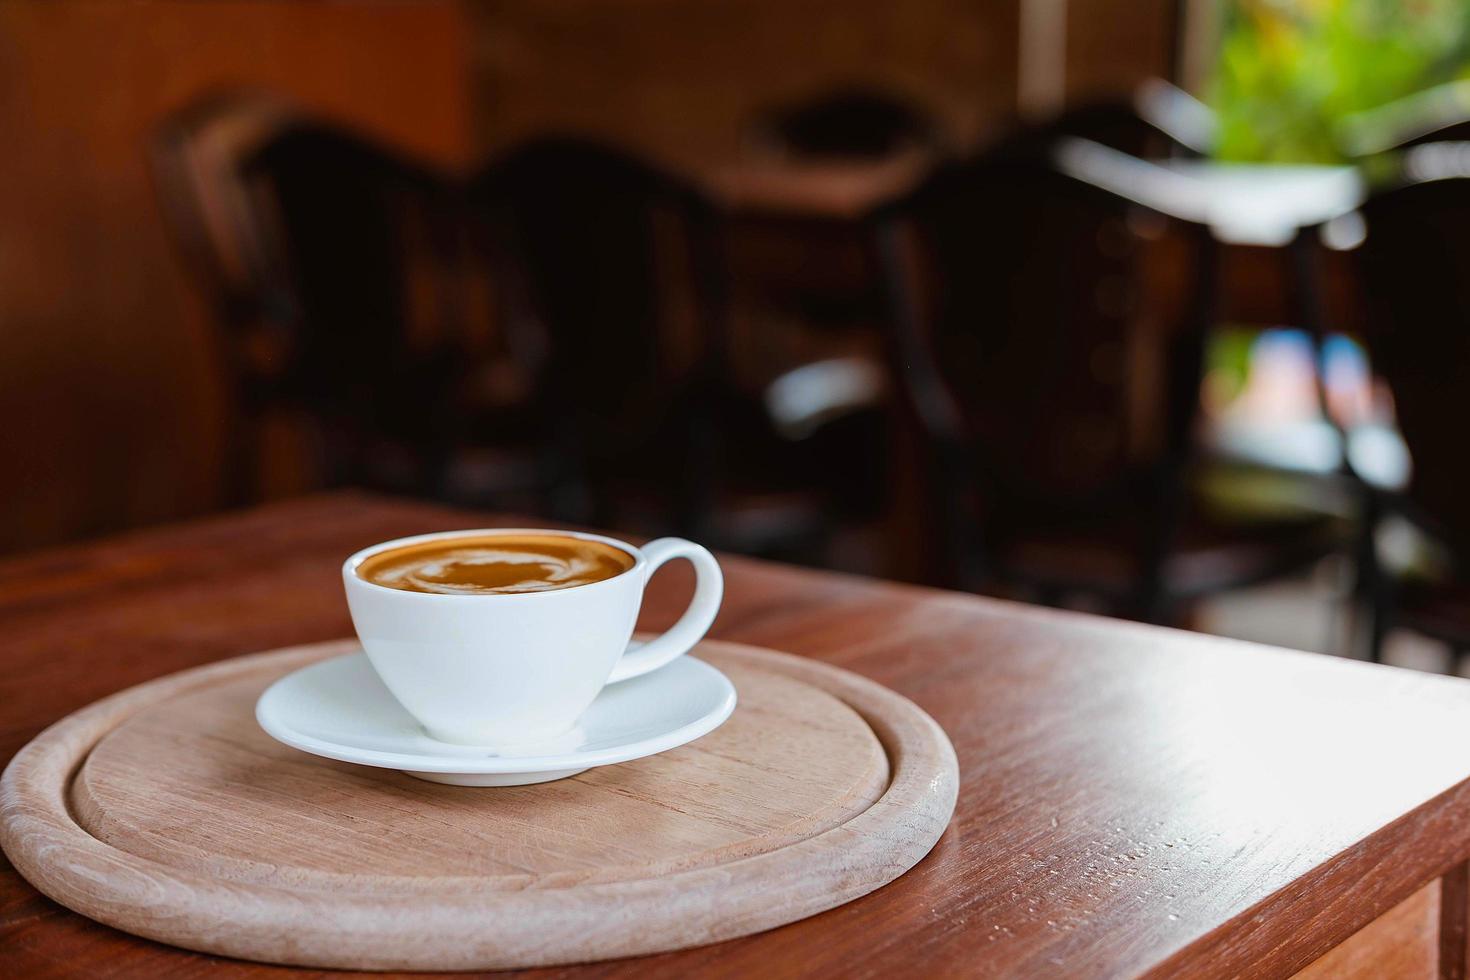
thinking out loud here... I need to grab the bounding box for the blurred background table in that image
[704,148,936,219]
[1154,159,1364,247]
[6,493,1470,976]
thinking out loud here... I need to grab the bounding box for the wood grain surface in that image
[3,638,953,969]
[7,492,1470,977]
[75,643,888,887]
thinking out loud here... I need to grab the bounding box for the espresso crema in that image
[357,534,635,595]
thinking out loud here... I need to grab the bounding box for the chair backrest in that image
[878,150,1200,522]
[471,138,724,455]
[1356,161,1470,548]
[151,93,297,333]
[239,123,468,432]
[749,88,939,161]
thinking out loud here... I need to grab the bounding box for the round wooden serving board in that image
[0,638,958,971]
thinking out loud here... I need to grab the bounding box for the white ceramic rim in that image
[254,652,737,773]
[343,528,645,602]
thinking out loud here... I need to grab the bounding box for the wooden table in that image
[1148,160,1364,248]
[1052,141,1366,248]
[703,148,934,219]
[7,492,1470,978]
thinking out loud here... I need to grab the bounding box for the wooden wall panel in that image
[0,1,471,554]
[1064,0,1175,102]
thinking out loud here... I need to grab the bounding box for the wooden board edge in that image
[0,638,959,970]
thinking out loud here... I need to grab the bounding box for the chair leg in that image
[544,423,594,524]
[1365,588,1392,664]
[1133,227,1217,626]
[1136,582,1174,626]
[676,393,721,544]
[227,410,262,507]
[225,381,266,506]
[1354,488,1393,664]
[1033,585,1063,609]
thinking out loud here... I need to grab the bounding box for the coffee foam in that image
[358,535,634,596]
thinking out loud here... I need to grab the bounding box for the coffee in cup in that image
[356,533,635,595]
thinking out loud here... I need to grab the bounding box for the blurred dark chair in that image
[468,138,724,533]
[232,122,478,498]
[472,137,862,559]
[152,94,300,501]
[158,101,851,556]
[1352,157,1470,662]
[1004,89,1212,164]
[873,148,1339,620]
[151,94,294,343]
[156,98,544,503]
[748,87,940,162]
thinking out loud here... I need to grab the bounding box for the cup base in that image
[421,724,587,756]
[404,767,590,787]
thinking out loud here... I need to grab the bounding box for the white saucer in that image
[255,651,737,786]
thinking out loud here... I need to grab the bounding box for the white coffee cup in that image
[343,529,723,745]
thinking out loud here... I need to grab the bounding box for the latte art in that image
[357,534,635,595]
[378,548,613,595]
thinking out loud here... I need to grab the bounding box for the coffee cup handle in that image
[607,538,723,683]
